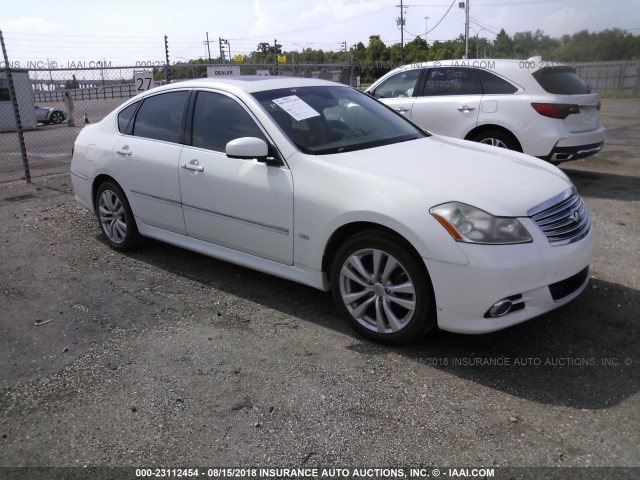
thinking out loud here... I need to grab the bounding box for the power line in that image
[426,0,456,34]
[469,17,500,35]
[472,0,566,5]
[227,6,394,42]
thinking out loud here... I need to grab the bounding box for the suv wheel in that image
[472,129,519,150]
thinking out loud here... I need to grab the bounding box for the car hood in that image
[321,135,573,217]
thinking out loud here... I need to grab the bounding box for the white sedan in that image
[70,77,593,345]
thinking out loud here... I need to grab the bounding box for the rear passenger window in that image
[132,91,189,143]
[478,70,518,94]
[117,101,139,134]
[422,67,481,96]
[371,69,421,99]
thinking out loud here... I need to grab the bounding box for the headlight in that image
[430,202,532,245]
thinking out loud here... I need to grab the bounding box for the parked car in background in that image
[71,77,593,345]
[35,105,67,125]
[365,57,605,163]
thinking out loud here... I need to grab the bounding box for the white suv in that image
[365,58,605,163]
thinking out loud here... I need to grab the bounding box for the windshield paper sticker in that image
[272,95,320,121]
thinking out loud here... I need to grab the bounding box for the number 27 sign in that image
[134,72,154,92]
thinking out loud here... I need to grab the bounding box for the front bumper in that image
[424,220,594,334]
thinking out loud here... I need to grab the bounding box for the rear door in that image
[409,67,482,138]
[112,90,190,234]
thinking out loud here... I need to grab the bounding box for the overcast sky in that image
[1,0,638,65]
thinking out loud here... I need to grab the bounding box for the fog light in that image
[488,299,513,317]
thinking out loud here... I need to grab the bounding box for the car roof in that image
[396,58,562,71]
[367,58,566,91]
[151,76,348,95]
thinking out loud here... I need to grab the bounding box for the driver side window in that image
[372,69,421,99]
[192,91,266,152]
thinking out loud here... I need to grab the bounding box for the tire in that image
[50,111,65,124]
[471,129,519,150]
[94,181,142,251]
[330,230,436,345]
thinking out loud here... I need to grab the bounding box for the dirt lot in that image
[0,99,638,479]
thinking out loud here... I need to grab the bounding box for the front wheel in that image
[330,231,436,345]
[95,181,142,251]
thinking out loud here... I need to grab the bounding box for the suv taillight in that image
[531,103,580,119]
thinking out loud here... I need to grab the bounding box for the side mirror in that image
[226,137,269,161]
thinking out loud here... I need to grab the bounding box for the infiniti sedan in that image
[70,77,593,345]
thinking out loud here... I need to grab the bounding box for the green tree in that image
[404,36,430,63]
[361,35,390,81]
[492,29,514,57]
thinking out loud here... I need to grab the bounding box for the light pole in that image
[424,16,429,46]
[292,42,313,64]
[468,26,488,59]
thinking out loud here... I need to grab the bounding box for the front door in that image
[179,90,294,265]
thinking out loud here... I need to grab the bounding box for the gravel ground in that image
[0,99,638,480]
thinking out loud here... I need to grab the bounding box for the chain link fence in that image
[1,56,353,183]
[2,27,638,185]
[573,61,640,96]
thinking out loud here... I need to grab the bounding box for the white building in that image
[0,69,37,132]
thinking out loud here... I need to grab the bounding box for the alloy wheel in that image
[338,248,416,334]
[50,111,64,124]
[479,137,508,148]
[98,190,127,244]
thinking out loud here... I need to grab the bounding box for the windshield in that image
[252,86,427,155]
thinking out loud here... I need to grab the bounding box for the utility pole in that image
[396,0,405,63]
[460,0,470,59]
[164,35,170,82]
[274,38,278,75]
[219,37,228,64]
[466,0,470,59]
[205,32,212,62]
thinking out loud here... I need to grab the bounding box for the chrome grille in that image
[531,193,591,246]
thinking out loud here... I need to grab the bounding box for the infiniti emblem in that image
[570,209,581,223]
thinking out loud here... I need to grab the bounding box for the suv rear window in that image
[533,67,591,95]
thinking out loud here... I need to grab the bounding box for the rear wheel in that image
[95,181,142,251]
[330,231,436,345]
[471,129,518,150]
[50,111,65,124]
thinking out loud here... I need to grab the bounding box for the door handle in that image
[116,149,132,156]
[457,106,476,112]
[395,107,410,113]
[181,162,204,172]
